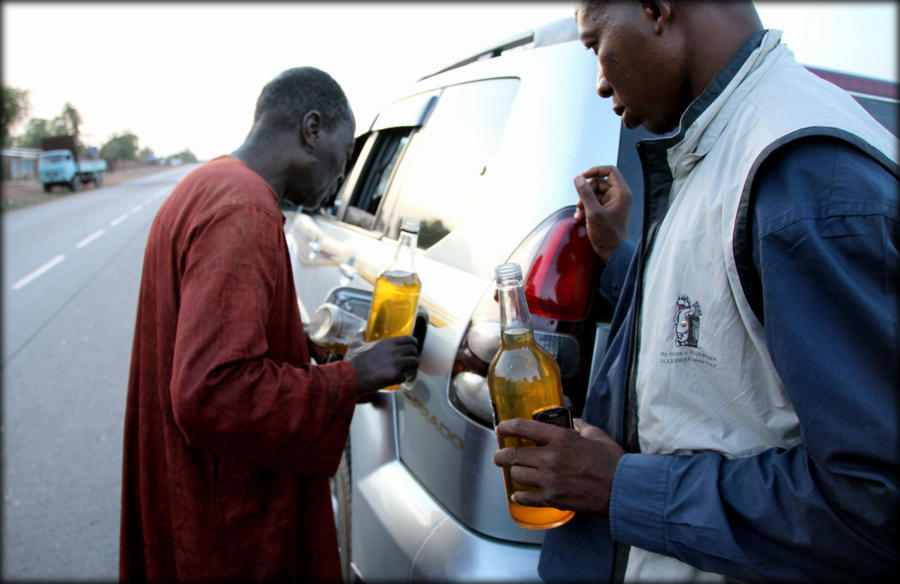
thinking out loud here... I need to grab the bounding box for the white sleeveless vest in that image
[627,30,898,581]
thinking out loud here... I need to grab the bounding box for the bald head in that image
[575,0,762,134]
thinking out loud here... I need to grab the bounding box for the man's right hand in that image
[573,166,632,264]
[346,336,419,400]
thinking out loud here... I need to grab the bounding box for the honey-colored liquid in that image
[310,340,349,356]
[489,329,574,529]
[364,270,421,390]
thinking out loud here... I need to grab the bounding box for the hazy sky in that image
[3,2,897,161]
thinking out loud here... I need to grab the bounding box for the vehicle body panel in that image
[285,16,899,582]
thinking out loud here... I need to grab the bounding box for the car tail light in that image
[521,216,595,320]
[449,207,600,427]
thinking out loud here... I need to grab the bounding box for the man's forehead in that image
[575,1,603,31]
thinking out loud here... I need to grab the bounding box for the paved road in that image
[2,164,198,580]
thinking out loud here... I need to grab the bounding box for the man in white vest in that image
[493,1,898,581]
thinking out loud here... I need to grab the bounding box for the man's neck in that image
[231,140,288,200]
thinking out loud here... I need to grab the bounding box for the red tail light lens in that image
[449,207,600,427]
[522,212,596,320]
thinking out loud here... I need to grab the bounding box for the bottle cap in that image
[400,218,420,234]
[494,262,523,282]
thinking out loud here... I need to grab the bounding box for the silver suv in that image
[284,17,898,582]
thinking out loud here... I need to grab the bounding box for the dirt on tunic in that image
[1,163,176,213]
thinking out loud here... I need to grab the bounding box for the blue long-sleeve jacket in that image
[539,132,899,581]
[536,28,900,571]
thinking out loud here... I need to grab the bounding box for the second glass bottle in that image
[488,262,574,529]
[364,218,422,390]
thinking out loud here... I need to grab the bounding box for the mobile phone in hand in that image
[532,405,573,429]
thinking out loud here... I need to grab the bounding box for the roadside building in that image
[1,148,41,180]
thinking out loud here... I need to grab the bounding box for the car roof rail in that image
[419,17,579,81]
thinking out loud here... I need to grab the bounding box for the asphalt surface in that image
[1,164,198,580]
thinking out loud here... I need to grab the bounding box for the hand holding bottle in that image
[488,263,574,529]
[364,218,422,391]
[346,336,419,401]
[492,417,625,515]
[573,165,632,264]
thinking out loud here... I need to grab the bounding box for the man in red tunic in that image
[119,67,419,582]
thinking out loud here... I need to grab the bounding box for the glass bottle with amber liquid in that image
[488,262,574,529]
[364,218,422,390]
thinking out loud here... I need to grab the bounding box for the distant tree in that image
[101,132,139,162]
[16,117,53,148]
[59,102,82,137]
[100,132,140,170]
[172,148,198,163]
[2,85,31,147]
[139,146,155,159]
[11,101,84,149]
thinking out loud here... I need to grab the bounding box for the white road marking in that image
[143,186,171,206]
[12,254,66,290]
[10,184,174,291]
[76,229,106,249]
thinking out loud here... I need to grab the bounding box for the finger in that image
[580,165,615,181]
[510,489,545,507]
[495,418,563,444]
[385,335,417,348]
[395,344,419,359]
[603,167,632,204]
[604,166,627,188]
[508,465,543,488]
[574,175,605,217]
[587,174,611,192]
[492,444,542,469]
[573,418,614,441]
[400,356,420,372]
[492,448,511,467]
[574,199,585,222]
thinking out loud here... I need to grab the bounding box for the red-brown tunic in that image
[120,156,357,582]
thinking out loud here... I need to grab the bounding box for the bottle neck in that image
[391,229,417,272]
[497,279,533,342]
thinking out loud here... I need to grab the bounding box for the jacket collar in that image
[636,30,775,233]
[669,30,788,178]
[639,29,777,175]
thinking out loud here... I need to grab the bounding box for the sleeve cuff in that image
[319,359,359,412]
[609,453,673,554]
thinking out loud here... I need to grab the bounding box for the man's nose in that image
[596,70,613,98]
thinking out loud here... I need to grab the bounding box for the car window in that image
[336,92,439,231]
[378,78,520,249]
[343,129,412,230]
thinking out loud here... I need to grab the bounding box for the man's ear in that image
[641,0,672,35]
[300,110,322,152]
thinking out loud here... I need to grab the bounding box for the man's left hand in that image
[492,417,625,515]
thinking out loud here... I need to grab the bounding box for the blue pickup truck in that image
[38,135,107,193]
